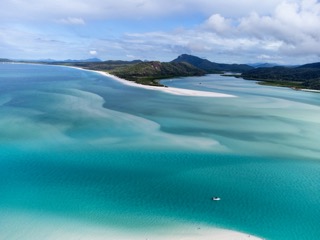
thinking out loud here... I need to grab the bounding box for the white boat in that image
[212,197,221,201]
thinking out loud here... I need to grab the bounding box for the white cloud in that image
[109,0,320,63]
[1,0,320,64]
[89,50,97,55]
[0,26,92,60]
[237,0,320,57]
[0,0,287,21]
[205,14,232,33]
[258,55,273,60]
[56,17,85,25]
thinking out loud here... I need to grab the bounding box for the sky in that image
[1,0,320,64]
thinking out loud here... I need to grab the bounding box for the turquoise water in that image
[1,63,320,239]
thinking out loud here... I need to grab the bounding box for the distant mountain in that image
[62,58,103,63]
[0,58,12,62]
[34,58,58,62]
[172,54,219,73]
[249,63,280,68]
[297,62,320,69]
[250,63,300,68]
[172,54,254,73]
[110,61,205,86]
[1,58,104,63]
[102,60,143,64]
[58,59,143,71]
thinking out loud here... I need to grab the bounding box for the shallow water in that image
[1,64,320,239]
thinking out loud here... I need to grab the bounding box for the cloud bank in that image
[56,17,86,25]
[0,0,282,20]
[0,0,320,64]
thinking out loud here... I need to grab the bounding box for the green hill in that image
[241,64,320,90]
[297,62,320,69]
[43,58,205,86]
[110,61,205,86]
[49,60,142,71]
[172,54,254,73]
[0,58,12,62]
[12,54,320,90]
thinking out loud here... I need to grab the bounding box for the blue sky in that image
[1,0,320,64]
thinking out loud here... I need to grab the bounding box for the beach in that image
[98,71,236,97]
[301,89,320,93]
[71,66,235,98]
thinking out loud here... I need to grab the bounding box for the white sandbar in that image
[301,89,320,93]
[2,210,264,240]
[72,66,235,97]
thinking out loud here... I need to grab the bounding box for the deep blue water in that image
[1,63,320,239]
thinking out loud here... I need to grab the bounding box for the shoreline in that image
[89,225,264,240]
[70,66,235,98]
[301,89,320,93]
[2,210,264,240]
[3,62,320,93]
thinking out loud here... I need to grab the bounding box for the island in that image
[1,54,320,90]
[109,61,206,86]
[50,54,254,87]
[47,55,320,91]
[241,63,320,90]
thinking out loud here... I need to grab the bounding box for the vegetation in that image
[63,60,205,86]
[1,57,204,87]
[303,79,320,90]
[172,54,254,73]
[109,61,205,86]
[241,65,320,90]
[297,62,320,69]
[2,54,320,90]
[48,60,142,71]
[0,58,12,62]
[258,80,304,89]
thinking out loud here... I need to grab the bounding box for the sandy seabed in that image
[50,67,262,240]
[2,210,263,240]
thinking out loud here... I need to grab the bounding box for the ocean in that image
[0,63,320,239]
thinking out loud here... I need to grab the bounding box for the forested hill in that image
[241,63,320,90]
[0,58,12,62]
[3,55,320,90]
[0,57,205,87]
[297,62,320,69]
[110,61,206,86]
[172,54,254,73]
[54,60,143,71]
